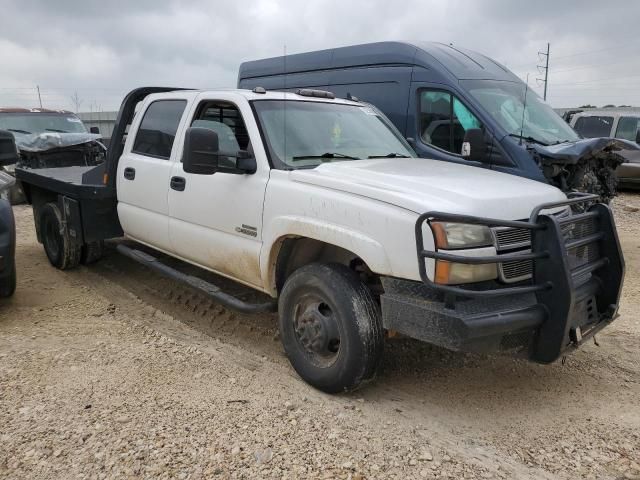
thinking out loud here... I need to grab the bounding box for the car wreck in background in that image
[0,108,106,203]
[569,110,640,190]
[0,134,18,298]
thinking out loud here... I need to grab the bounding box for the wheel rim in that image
[292,294,341,368]
[43,214,61,261]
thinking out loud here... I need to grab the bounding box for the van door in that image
[167,94,268,289]
[408,84,495,169]
[116,98,189,252]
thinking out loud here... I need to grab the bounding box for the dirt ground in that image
[1,193,639,480]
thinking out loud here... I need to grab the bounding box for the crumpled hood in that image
[14,132,104,153]
[290,158,566,219]
[529,137,639,165]
[527,137,639,202]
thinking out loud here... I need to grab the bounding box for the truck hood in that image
[290,158,566,219]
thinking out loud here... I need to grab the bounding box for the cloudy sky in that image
[1,0,638,112]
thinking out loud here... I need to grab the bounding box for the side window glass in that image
[615,116,639,142]
[190,102,250,168]
[420,90,482,154]
[132,100,186,159]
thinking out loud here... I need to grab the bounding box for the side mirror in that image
[461,128,487,162]
[234,150,257,174]
[183,127,219,175]
[89,126,100,135]
[0,130,20,166]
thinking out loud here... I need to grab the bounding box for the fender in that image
[261,215,392,295]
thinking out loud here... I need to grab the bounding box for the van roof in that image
[572,109,640,119]
[238,41,521,83]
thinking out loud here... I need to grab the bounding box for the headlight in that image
[434,260,497,285]
[430,222,497,285]
[430,222,493,249]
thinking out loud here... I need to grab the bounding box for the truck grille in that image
[494,227,531,250]
[493,209,583,284]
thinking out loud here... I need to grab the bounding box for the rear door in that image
[116,96,190,252]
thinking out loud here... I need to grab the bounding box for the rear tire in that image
[81,240,104,265]
[0,265,16,298]
[40,202,81,270]
[278,263,383,393]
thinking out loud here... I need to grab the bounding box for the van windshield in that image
[252,100,415,169]
[461,80,579,145]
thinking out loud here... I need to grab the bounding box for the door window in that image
[189,102,250,168]
[614,116,640,142]
[132,100,187,159]
[419,90,482,154]
[573,116,614,138]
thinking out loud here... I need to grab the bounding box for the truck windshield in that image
[0,113,88,135]
[461,80,579,145]
[252,100,415,169]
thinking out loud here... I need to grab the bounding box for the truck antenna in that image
[283,44,287,164]
[519,73,529,146]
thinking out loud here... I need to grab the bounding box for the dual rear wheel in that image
[39,202,103,270]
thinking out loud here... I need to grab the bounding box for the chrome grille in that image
[492,209,572,283]
[494,227,531,251]
[500,258,533,283]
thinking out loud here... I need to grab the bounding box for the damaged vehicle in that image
[569,110,640,189]
[238,41,639,202]
[0,108,106,203]
[0,134,19,298]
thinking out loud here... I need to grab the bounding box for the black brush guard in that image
[414,193,625,362]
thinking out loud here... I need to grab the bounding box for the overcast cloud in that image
[1,0,638,111]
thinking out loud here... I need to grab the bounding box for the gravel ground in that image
[1,193,639,480]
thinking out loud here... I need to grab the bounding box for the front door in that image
[409,83,492,169]
[167,94,268,289]
[116,98,189,252]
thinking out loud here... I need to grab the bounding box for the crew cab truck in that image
[16,87,624,393]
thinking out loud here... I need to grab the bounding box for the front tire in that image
[40,202,81,270]
[278,263,383,393]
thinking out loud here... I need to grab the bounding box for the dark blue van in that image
[238,41,630,200]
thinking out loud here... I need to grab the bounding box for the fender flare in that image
[261,215,391,294]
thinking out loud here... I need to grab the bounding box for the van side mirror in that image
[461,128,487,162]
[89,126,100,135]
[183,127,219,175]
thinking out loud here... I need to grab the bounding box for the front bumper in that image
[380,194,625,363]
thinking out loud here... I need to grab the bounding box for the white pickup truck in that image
[15,87,624,393]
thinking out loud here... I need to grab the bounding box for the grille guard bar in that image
[415,192,624,362]
[414,193,602,300]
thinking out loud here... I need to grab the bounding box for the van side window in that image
[189,102,250,168]
[132,100,187,159]
[420,91,481,154]
[614,116,639,142]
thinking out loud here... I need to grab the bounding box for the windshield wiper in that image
[46,128,68,133]
[7,128,31,134]
[368,153,411,158]
[291,152,360,161]
[508,133,549,146]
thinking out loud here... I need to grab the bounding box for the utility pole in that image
[36,85,43,108]
[537,43,550,101]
